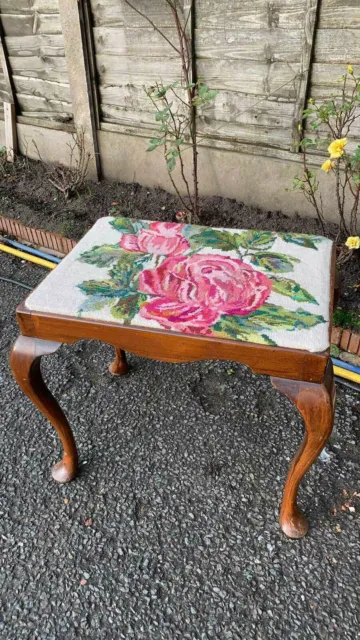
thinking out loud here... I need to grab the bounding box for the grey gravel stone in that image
[0,254,359,639]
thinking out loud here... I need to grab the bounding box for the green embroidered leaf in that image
[79,244,129,267]
[279,233,323,250]
[270,277,318,304]
[78,279,127,298]
[110,217,148,234]
[236,230,275,250]
[250,252,300,273]
[109,254,148,289]
[78,294,112,316]
[111,293,147,323]
[182,224,203,239]
[212,316,276,345]
[79,242,149,269]
[189,229,241,251]
[245,303,325,331]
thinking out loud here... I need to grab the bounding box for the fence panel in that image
[305,0,360,152]
[0,0,73,124]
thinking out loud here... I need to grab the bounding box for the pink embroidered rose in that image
[138,254,272,334]
[120,221,190,256]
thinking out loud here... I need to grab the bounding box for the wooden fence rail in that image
[0,0,359,219]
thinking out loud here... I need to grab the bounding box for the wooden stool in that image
[10,217,336,538]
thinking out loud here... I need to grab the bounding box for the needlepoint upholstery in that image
[26,217,333,352]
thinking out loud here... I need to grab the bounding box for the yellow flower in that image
[308,98,313,104]
[328,138,348,159]
[321,159,335,173]
[345,236,360,250]
[348,64,354,75]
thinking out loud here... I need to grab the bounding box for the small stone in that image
[339,351,360,367]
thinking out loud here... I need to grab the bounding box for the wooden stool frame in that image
[11,249,336,541]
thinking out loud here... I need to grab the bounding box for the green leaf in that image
[189,229,241,251]
[111,293,147,323]
[199,84,208,96]
[79,244,128,267]
[270,277,318,304]
[78,294,112,316]
[204,89,218,100]
[299,137,317,150]
[110,217,147,234]
[155,107,171,122]
[302,108,314,118]
[78,279,128,298]
[154,89,167,98]
[212,316,276,345]
[167,156,176,172]
[245,303,325,331]
[147,137,165,152]
[109,254,148,290]
[250,252,300,273]
[279,232,322,250]
[236,230,275,250]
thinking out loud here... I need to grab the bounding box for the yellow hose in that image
[333,365,360,385]
[0,243,56,270]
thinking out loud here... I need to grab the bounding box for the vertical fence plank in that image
[58,0,101,179]
[184,0,195,85]
[292,0,320,152]
[0,16,17,162]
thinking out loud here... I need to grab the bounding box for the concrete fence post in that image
[58,0,101,180]
[0,18,17,162]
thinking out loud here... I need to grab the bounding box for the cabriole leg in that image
[10,335,78,483]
[109,347,129,376]
[271,361,335,539]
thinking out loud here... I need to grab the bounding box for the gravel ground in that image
[0,252,359,640]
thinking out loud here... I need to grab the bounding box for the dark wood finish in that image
[109,347,129,376]
[16,305,329,383]
[271,360,335,538]
[10,335,78,483]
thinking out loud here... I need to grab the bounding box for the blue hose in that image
[4,238,61,264]
[332,357,360,376]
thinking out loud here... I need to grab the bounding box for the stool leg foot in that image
[10,336,78,483]
[271,361,335,539]
[109,347,128,376]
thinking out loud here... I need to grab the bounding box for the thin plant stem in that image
[301,150,326,233]
[335,162,349,235]
[123,0,182,56]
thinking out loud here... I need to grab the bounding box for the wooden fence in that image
[0,1,359,216]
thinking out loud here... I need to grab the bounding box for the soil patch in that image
[0,157,359,313]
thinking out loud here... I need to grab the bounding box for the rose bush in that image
[120,221,190,256]
[138,253,272,333]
